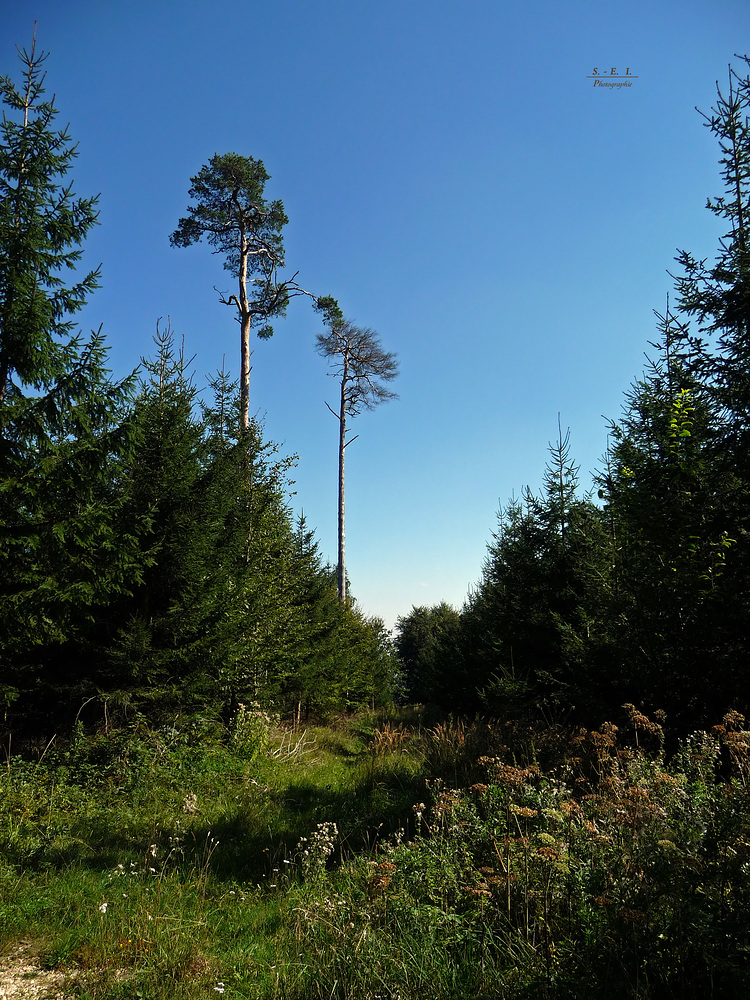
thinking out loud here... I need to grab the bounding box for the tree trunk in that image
[337,366,348,603]
[240,310,251,434]
[239,227,251,433]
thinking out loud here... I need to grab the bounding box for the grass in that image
[2,706,750,998]
[0,708,429,998]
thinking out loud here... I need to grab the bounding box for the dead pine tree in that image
[315,305,399,602]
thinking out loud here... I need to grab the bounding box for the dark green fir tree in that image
[0,33,144,722]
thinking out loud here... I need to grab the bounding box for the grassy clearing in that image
[0,709,428,998]
[2,707,750,998]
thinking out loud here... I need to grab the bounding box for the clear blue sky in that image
[4,1,749,630]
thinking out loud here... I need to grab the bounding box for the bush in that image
[228,702,278,760]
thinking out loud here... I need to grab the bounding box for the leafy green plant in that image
[228,703,278,760]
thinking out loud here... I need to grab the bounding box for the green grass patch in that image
[3,708,750,997]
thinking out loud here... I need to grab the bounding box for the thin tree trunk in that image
[337,372,347,603]
[238,225,251,434]
[240,311,251,433]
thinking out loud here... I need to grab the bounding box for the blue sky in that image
[4,1,749,630]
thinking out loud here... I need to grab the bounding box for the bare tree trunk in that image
[316,316,397,604]
[240,311,251,434]
[337,372,347,603]
[238,227,251,433]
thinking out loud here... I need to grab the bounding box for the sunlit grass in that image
[0,709,429,997]
[3,707,750,998]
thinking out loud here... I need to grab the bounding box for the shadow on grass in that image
[1,717,436,888]
[197,757,428,882]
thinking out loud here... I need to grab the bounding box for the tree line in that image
[6,33,750,737]
[396,57,750,733]
[0,33,398,730]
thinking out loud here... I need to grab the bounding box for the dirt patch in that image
[0,941,75,1000]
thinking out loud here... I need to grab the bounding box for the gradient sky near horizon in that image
[3,1,749,630]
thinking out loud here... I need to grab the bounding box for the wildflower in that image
[537,846,559,860]
[214,983,226,995]
[561,800,582,819]
[296,822,339,880]
[98,902,108,914]
[724,710,745,730]
[368,873,392,894]
[463,886,492,898]
[149,844,158,858]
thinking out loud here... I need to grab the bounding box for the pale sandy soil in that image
[0,941,75,1000]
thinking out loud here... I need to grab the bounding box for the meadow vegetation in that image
[2,705,750,999]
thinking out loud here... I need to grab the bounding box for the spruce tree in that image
[277,514,342,721]
[99,321,217,711]
[0,35,144,721]
[395,603,461,704]
[0,30,100,403]
[601,305,737,723]
[673,57,750,451]
[458,429,608,721]
[668,56,750,717]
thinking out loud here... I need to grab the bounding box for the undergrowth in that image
[1,706,750,998]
